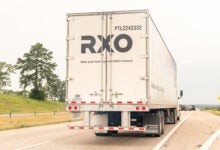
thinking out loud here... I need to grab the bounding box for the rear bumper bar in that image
[68,125,146,131]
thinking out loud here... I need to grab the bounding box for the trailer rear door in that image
[106,12,148,104]
[67,11,149,104]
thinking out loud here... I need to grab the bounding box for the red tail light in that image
[67,105,72,111]
[134,105,147,111]
[73,105,79,111]
[135,106,140,111]
[142,106,146,111]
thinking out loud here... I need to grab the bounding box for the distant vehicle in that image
[180,105,187,111]
[190,105,196,111]
[65,10,183,136]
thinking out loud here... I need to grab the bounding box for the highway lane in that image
[160,111,220,150]
[3,111,220,150]
[209,136,220,150]
[0,111,191,150]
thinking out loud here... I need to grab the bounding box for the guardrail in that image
[0,111,69,117]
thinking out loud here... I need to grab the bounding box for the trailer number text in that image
[114,25,142,31]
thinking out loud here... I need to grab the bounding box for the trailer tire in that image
[155,111,164,137]
[177,109,181,121]
[177,116,180,121]
[161,111,165,134]
[170,109,177,124]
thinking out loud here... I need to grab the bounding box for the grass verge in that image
[0,113,78,131]
[206,110,220,116]
[0,93,65,114]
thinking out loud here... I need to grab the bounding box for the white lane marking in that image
[153,112,193,150]
[15,141,51,150]
[200,129,220,150]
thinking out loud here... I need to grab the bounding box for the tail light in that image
[142,106,146,111]
[135,106,140,111]
[66,105,79,111]
[73,105,79,111]
[66,105,73,111]
[134,105,147,111]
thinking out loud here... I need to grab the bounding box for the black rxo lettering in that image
[114,34,132,53]
[81,34,132,54]
[81,36,96,53]
[97,35,114,53]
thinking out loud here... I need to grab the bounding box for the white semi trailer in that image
[66,10,182,136]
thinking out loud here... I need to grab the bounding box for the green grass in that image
[0,93,65,114]
[206,110,220,116]
[0,113,74,131]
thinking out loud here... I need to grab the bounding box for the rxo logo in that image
[81,34,132,53]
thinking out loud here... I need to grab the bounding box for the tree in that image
[45,74,66,102]
[0,61,14,91]
[15,43,57,100]
[56,80,66,102]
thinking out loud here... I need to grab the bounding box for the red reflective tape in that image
[117,101,122,104]
[90,101,96,104]
[71,101,77,104]
[139,127,145,131]
[79,126,84,129]
[118,127,124,130]
[108,127,114,130]
[89,127,94,130]
[127,101,132,104]
[81,101,86,104]
[129,127,134,131]
[69,126,74,129]
[98,127,104,130]
[137,101,143,104]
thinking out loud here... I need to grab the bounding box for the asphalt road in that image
[0,111,219,150]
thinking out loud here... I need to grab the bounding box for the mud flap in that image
[144,111,164,136]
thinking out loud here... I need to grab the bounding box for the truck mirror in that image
[180,90,183,97]
[178,90,183,99]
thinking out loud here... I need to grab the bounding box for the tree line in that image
[0,43,65,102]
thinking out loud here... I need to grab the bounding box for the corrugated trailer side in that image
[148,16,178,109]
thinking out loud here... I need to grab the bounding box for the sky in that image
[0,0,220,104]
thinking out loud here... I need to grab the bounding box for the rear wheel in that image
[161,111,165,134]
[170,109,177,124]
[156,111,164,137]
[177,109,181,121]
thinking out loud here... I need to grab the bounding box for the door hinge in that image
[90,91,101,96]
[140,77,149,80]
[66,77,74,81]
[66,56,74,60]
[140,55,149,59]
[140,34,149,38]
[111,92,123,98]
[67,17,75,22]
[66,36,74,41]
